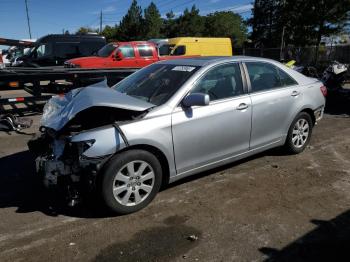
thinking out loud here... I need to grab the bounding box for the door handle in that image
[236,103,249,110]
[291,90,300,97]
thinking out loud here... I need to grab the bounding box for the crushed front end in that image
[28,125,127,206]
[27,83,154,206]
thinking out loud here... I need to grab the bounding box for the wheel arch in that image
[110,144,171,187]
[299,108,316,126]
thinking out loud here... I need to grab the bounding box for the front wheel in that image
[101,150,162,214]
[284,112,313,154]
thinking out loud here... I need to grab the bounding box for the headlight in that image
[41,100,60,124]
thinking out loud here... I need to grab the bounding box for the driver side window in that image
[35,43,52,58]
[191,63,244,101]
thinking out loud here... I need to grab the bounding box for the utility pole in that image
[100,10,103,33]
[279,0,286,62]
[24,0,32,39]
[280,26,285,62]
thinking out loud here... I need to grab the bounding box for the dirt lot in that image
[1,103,350,261]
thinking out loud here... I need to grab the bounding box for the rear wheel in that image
[101,150,162,214]
[284,112,313,154]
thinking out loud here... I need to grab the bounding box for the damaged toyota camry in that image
[28,57,326,214]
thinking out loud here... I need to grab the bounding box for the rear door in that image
[134,44,158,67]
[54,42,80,65]
[172,62,252,175]
[244,61,301,149]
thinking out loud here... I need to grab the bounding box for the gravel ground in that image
[0,101,350,261]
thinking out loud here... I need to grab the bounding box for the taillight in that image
[320,85,327,97]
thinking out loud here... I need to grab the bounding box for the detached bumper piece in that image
[314,106,324,122]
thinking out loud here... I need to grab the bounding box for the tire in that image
[101,149,162,214]
[284,112,313,154]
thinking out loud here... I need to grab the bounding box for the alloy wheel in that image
[112,160,155,206]
[292,118,309,148]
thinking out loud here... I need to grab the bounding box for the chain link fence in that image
[234,45,350,66]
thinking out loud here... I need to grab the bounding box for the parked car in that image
[163,37,233,56]
[28,57,326,214]
[14,34,106,67]
[64,41,192,69]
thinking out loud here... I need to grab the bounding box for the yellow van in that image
[167,37,232,56]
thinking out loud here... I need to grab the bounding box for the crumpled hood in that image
[41,81,155,131]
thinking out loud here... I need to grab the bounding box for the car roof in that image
[159,56,282,67]
[37,34,106,43]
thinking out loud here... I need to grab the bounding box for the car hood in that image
[41,80,155,131]
[67,56,103,65]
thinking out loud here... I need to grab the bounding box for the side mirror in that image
[115,50,123,61]
[182,93,210,107]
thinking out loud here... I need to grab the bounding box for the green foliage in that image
[161,11,177,38]
[101,25,118,41]
[118,0,143,41]
[251,0,350,48]
[76,27,98,34]
[144,2,163,38]
[176,5,205,37]
[91,0,248,46]
[204,11,248,47]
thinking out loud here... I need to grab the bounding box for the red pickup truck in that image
[65,41,187,68]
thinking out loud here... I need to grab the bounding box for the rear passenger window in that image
[246,62,281,92]
[137,45,153,57]
[118,45,135,58]
[191,63,244,101]
[55,43,80,59]
[278,68,298,86]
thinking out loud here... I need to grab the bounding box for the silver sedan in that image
[30,57,326,214]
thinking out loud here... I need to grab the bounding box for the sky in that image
[0,0,253,40]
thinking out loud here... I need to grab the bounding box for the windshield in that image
[26,43,52,58]
[113,63,200,106]
[97,43,116,57]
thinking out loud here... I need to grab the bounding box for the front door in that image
[172,62,252,175]
[108,44,136,68]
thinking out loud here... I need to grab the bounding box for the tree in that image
[176,5,205,36]
[101,25,118,41]
[162,11,177,38]
[144,2,163,38]
[204,11,248,47]
[118,0,143,41]
[76,27,98,34]
[249,0,284,47]
[251,0,350,51]
[303,0,350,60]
